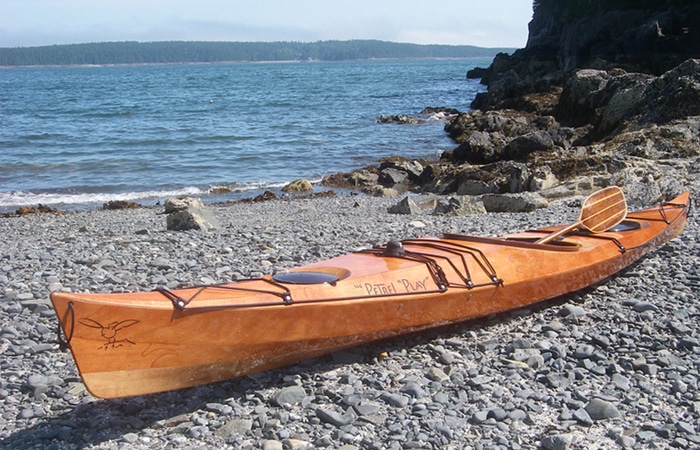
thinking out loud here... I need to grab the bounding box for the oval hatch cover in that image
[272,271,340,285]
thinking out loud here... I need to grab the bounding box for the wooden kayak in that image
[50,189,691,398]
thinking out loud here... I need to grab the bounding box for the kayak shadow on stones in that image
[0,278,614,449]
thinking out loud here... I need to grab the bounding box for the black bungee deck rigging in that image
[154,238,504,312]
[153,197,691,312]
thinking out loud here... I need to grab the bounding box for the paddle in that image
[535,186,627,245]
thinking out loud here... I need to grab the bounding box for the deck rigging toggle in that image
[383,240,406,257]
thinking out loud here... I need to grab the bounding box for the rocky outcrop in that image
[470,1,700,112]
[324,58,700,211]
[377,114,422,125]
[448,57,700,206]
[556,59,700,141]
[529,1,700,75]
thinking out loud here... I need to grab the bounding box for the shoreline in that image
[0,56,499,70]
[1,192,698,448]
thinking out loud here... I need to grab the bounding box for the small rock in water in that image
[282,179,313,193]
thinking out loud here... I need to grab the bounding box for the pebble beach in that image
[1,189,699,449]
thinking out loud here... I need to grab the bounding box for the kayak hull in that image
[50,191,691,398]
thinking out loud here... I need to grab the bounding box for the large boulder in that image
[445,110,562,165]
[636,59,700,125]
[432,196,487,216]
[388,196,421,215]
[282,179,313,193]
[606,120,700,160]
[364,185,399,198]
[378,167,408,187]
[164,197,219,231]
[377,159,426,186]
[501,130,556,160]
[595,72,653,136]
[451,131,503,164]
[163,196,205,214]
[481,192,549,213]
[554,69,610,127]
[445,110,535,143]
[166,209,220,231]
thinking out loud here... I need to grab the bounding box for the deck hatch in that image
[272,271,340,285]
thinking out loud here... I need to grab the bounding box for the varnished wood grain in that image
[50,191,690,398]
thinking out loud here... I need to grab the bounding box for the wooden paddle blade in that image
[535,186,627,245]
[579,186,627,233]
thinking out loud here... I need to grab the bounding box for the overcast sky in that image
[0,1,533,49]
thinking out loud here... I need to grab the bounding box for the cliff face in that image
[529,0,700,73]
[472,0,700,110]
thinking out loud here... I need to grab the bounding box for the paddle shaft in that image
[534,221,582,245]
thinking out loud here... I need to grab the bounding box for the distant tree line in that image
[0,40,514,66]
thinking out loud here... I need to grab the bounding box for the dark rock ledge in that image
[324,58,700,212]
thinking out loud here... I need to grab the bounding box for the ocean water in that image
[0,59,489,212]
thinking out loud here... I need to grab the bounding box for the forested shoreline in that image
[0,40,513,66]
